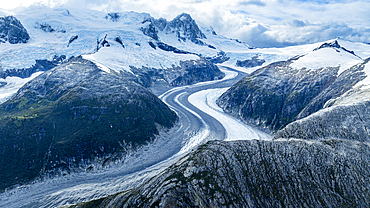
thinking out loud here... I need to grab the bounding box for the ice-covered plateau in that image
[0,6,251,101]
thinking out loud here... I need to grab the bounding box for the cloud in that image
[239,0,266,6]
[288,19,306,28]
[1,0,370,48]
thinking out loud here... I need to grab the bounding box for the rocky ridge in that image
[130,58,225,91]
[73,140,370,208]
[0,55,68,79]
[0,15,30,44]
[236,55,265,68]
[217,40,366,132]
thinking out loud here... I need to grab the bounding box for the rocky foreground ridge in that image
[73,139,370,208]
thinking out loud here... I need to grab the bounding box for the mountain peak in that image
[166,13,206,41]
[313,39,361,59]
[173,13,192,21]
[314,40,341,51]
[140,12,206,43]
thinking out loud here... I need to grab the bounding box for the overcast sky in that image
[1,0,369,48]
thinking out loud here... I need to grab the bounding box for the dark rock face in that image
[171,58,224,86]
[105,13,120,22]
[148,41,156,49]
[295,60,367,120]
[96,34,110,51]
[67,35,78,47]
[166,13,206,42]
[130,58,224,90]
[0,57,177,191]
[34,22,66,33]
[156,41,193,55]
[206,51,230,64]
[217,54,366,132]
[0,16,30,44]
[236,55,265,68]
[140,20,159,41]
[76,140,370,208]
[35,22,55,32]
[275,100,370,142]
[114,36,125,48]
[0,55,67,79]
[314,40,360,58]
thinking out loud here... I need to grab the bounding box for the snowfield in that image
[0,72,43,104]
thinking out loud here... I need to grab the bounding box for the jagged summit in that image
[166,13,206,41]
[0,15,30,44]
[313,39,361,58]
[314,39,341,50]
[140,12,206,44]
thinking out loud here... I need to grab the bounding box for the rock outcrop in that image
[236,55,265,68]
[275,100,370,142]
[0,16,30,44]
[0,55,68,79]
[130,58,225,89]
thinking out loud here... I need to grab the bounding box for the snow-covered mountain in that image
[0,6,248,72]
[217,39,370,132]
[0,6,251,104]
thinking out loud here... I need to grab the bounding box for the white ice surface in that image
[189,88,272,141]
[290,47,362,75]
[0,6,251,72]
[354,61,370,89]
[0,71,43,104]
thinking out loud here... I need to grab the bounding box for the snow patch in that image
[0,71,43,104]
[290,47,362,75]
[354,61,370,89]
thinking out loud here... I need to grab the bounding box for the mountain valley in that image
[0,5,370,208]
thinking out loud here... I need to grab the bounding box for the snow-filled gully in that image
[0,66,271,208]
